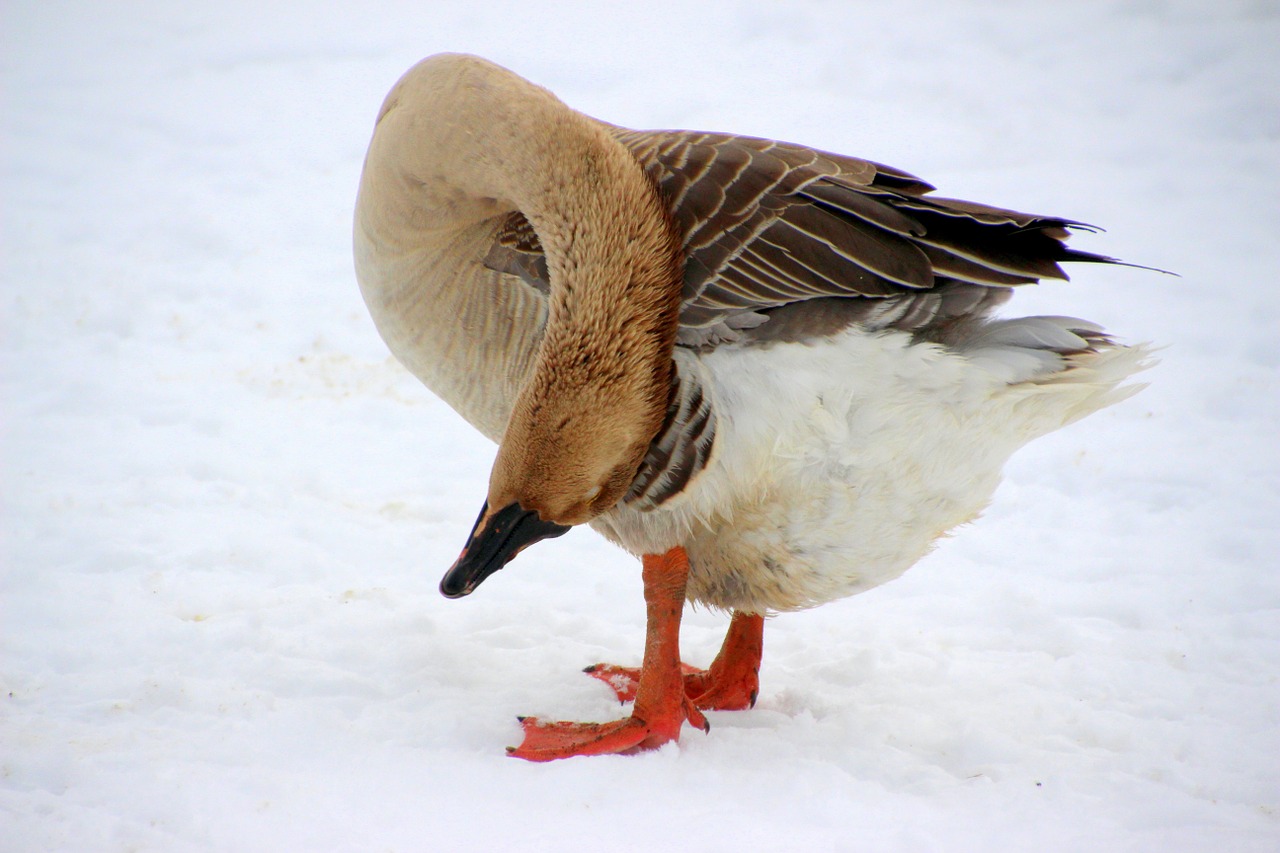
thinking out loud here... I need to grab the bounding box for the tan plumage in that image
[355,54,1142,538]
[354,53,1153,758]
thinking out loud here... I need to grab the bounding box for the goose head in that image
[439,304,679,598]
[425,67,683,595]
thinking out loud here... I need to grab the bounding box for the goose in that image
[353,53,1154,761]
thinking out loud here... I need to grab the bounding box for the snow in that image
[3,1,1277,850]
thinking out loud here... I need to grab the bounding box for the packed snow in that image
[3,1,1278,850]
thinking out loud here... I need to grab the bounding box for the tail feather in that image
[1031,339,1156,409]
[956,314,1156,434]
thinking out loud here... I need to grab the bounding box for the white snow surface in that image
[3,2,1278,850]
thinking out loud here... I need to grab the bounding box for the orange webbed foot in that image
[583,662,700,703]
[508,716,652,760]
[584,611,764,712]
[507,698,709,762]
[504,547,714,762]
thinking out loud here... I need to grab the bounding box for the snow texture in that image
[3,2,1278,850]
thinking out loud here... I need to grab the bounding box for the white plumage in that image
[594,318,1152,611]
[353,53,1155,758]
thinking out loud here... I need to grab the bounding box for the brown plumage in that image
[487,128,1121,348]
[353,53,1153,760]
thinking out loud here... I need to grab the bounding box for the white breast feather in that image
[593,318,1153,613]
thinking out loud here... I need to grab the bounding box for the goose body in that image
[597,324,1143,613]
[355,53,1152,758]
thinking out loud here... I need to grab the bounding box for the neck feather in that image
[367,54,685,518]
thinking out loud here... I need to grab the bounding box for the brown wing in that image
[613,129,1116,341]
[483,211,549,295]
[481,128,1122,510]
[484,127,1117,341]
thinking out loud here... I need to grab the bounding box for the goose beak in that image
[439,501,571,598]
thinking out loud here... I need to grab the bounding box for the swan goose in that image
[354,53,1153,760]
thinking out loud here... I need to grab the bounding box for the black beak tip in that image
[438,573,471,599]
[437,500,570,599]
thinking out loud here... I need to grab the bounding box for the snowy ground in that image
[3,2,1278,850]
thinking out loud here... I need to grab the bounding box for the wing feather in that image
[615,129,1112,337]
[482,127,1135,509]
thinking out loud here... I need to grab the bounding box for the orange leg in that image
[507,547,709,761]
[586,610,764,711]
